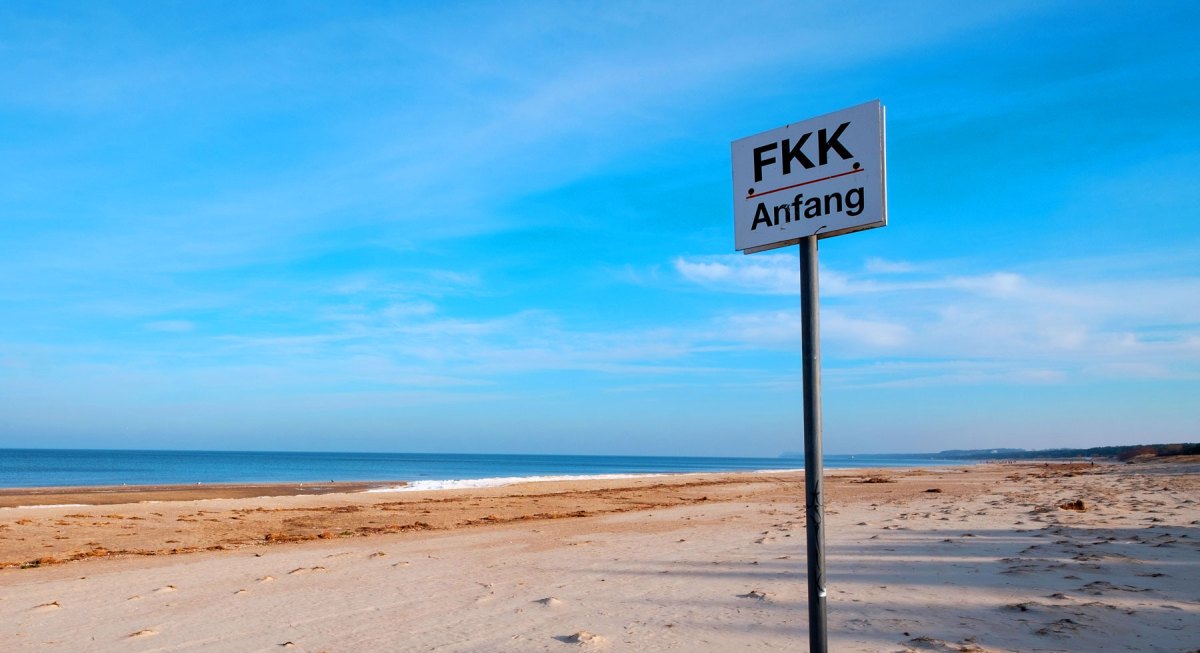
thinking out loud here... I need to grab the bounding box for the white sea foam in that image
[365,473,662,493]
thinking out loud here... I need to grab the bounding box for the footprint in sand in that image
[534,597,564,608]
[902,634,984,651]
[556,631,604,645]
[258,576,275,583]
[392,561,410,568]
[1035,618,1082,638]
[128,629,157,638]
[234,589,248,595]
[288,566,326,575]
[475,583,496,603]
[738,590,773,602]
[153,585,177,593]
[32,601,61,613]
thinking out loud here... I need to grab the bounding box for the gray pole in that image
[799,235,827,652]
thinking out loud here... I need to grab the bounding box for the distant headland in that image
[782,443,1199,461]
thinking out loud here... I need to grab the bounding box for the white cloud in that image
[674,254,797,294]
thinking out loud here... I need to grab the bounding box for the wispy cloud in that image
[674,253,1200,386]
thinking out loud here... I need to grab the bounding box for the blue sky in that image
[1,1,1197,456]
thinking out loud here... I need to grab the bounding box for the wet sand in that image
[1,460,1197,651]
[0,481,387,509]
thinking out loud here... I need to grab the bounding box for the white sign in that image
[733,100,886,253]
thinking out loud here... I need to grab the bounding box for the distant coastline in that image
[937,443,1199,461]
[845,442,1200,462]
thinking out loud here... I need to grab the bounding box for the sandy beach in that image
[1,461,1197,652]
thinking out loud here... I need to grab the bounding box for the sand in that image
[1,461,1197,652]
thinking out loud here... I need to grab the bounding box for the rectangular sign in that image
[733,100,886,253]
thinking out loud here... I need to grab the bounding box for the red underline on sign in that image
[747,167,864,199]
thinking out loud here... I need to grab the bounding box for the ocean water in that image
[0,448,962,490]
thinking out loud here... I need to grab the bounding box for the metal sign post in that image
[800,235,827,651]
[731,100,886,653]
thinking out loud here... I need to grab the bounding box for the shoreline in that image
[0,449,975,497]
[0,468,805,508]
[3,455,1191,509]
[0,468,821,508]
[6,454,1193,508]
[0,480,398,509]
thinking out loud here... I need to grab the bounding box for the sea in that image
[0,449,965,491]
